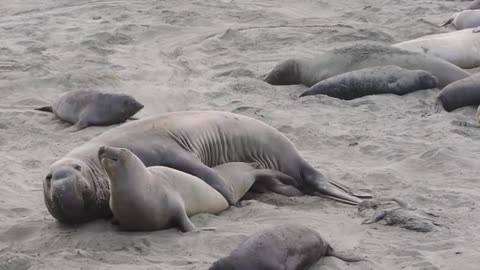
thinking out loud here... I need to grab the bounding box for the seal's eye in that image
[46,173,52,181]
[73,165,81,171]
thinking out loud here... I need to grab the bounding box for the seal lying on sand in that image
[35,90,143,131]
[393,28,480,69]
[264,43,469,88]
[209,224,365,270]
[99,146,227,232]
[441,10,480,30]
[299,65,438,100]
[434,74,480,112]
[43,111,368,224]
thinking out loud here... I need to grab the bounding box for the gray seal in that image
[264,43,470,89]
[35,90,144,131]
[99,146,228,232]
[209,224,365,270]
[434,74,480,112]
[299,65,438,100]
[42,111,368,224]
[441,10,480,30]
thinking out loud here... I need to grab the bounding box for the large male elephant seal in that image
[434,74,480,112]
[43,111,367,224]
[209,224,365,270]
[441,10,480,30]
[264,43,470,88]
[393,28,480,69]
[299,65,438,100]
[99,146,228,232]
[35,90,144,131]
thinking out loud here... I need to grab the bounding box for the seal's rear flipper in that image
[440,14,455,27]
[326,245,367,263]
[64,120,88,132]
[34,106,53,113]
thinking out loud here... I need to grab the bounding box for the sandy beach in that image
[1,0,480,269]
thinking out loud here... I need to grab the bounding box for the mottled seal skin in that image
[434,74,480,112]
[213,162,303,204]
[209,224,365,270]
[43,111,367,224]
[264,43,469,89]
[99,146,227,232]
[299,65,438,100]
[393,28,480,69]
[441,10,480,30]
[35,90,144,131]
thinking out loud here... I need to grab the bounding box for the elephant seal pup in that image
[393,28,480,69]
[99,146,227,232]
[35,90,144,131]
[264,43,469,89]
[43,111,367,224]
[434,74,480,112]
[441,10,480,30]
[299,65,438,100]
[213,162,303,203]
[209,224,365,270]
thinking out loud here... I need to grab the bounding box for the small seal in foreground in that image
[434,74,480,112]
[299,65,438,100]
[393,28,480,69]
[43,111,368,224]
[264,43,469,89]
[209,224,365,270]
[99,146,228,232]
[35,90,144,131]
[441,10,480,30]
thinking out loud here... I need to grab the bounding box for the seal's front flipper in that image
[176,208,198,233]
[128,117,139,121]
[440,14,455,27]
[64,120,88,132]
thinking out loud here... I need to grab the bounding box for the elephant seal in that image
[434,74,480,112]
[213,162,303,203]
[99,146,228,232]
[393,28,480,69]
[441,10,480,30]
[43,111,367,224]
[35,90,144,131]
[264,43,470,89]
[299,65,438,100]
[209,224,365,270]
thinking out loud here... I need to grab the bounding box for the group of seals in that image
[263,43,469,89]
[209,224,365,270]
[35,90,143,131]
[299,65,438,100]
[43,110,368,224]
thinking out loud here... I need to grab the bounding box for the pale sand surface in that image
[1,0,480,269]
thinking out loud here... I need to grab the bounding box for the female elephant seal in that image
[299,65,438,100]
[434,74,480,112]
[393,28,480,69]
[43,111,367,224]
[35,90,144,131]
[441,10,480,30]
[264,43,469,88]
[209,224,365,270]
[99,146,228,232]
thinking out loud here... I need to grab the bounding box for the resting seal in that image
[264,43,469,88]
[441,10,480,30]
[35,90,143,131]
[43,111,367,224]
[299,65,438,100]
[393,28,480,69]
[209,224,365,270]
[434,74,480,112]
[99,146,227,232]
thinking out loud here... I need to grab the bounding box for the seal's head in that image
[416,70,439,90]
[98,146,144,182]
[103,94,144,122]
[263,59,301,85]
[43,158,97,224]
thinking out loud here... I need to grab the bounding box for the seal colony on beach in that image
[43,110,369,224]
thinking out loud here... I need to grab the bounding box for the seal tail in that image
[326,245,366,263]
[34,106,53,113]
[440,14,455,27]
